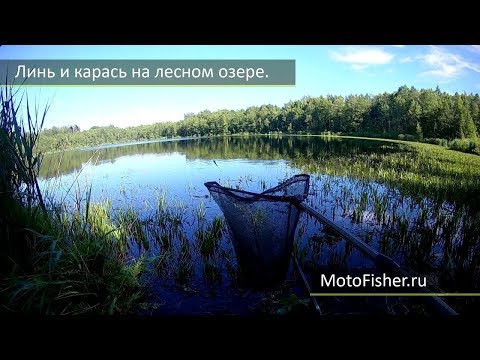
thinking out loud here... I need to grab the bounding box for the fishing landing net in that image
[205,174,310,287]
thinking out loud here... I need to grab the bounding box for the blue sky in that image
[1,45,479,130]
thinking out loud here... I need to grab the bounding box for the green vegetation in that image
[37,85,480,155]
[294,138,480,209]
[0,85,144,314]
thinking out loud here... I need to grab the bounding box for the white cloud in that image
[399,56,413,63]
[420,46,480,78]
[330,48,394,70]
[392,45,405,48]
[469,45,480,54]
[351,64,368,70]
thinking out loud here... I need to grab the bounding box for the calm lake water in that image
[39,136,480,315]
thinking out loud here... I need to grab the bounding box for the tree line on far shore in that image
[37,85,480,155]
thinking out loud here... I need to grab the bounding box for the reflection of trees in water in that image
[40,135,399,178]
[40,135,480,211]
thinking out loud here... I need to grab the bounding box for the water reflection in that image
[40,136,402,179]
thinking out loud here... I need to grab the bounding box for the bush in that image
[448,138,480,155]
[424,138,449,147]
[398,134,416,141]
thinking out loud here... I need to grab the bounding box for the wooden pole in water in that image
[293,256,322,315]
[298,202,458,316]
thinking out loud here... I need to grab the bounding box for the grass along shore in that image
[0,85,146,314]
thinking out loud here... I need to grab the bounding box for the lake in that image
[39,135,480,315]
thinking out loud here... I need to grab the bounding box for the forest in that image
[36,85,480,155]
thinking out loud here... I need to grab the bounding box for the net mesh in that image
[205,174,310,287]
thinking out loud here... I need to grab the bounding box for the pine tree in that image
[415,122,424,141]
[463,110,477,139]
[455,95,467,138]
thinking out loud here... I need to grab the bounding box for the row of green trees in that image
[36,85,480,154]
